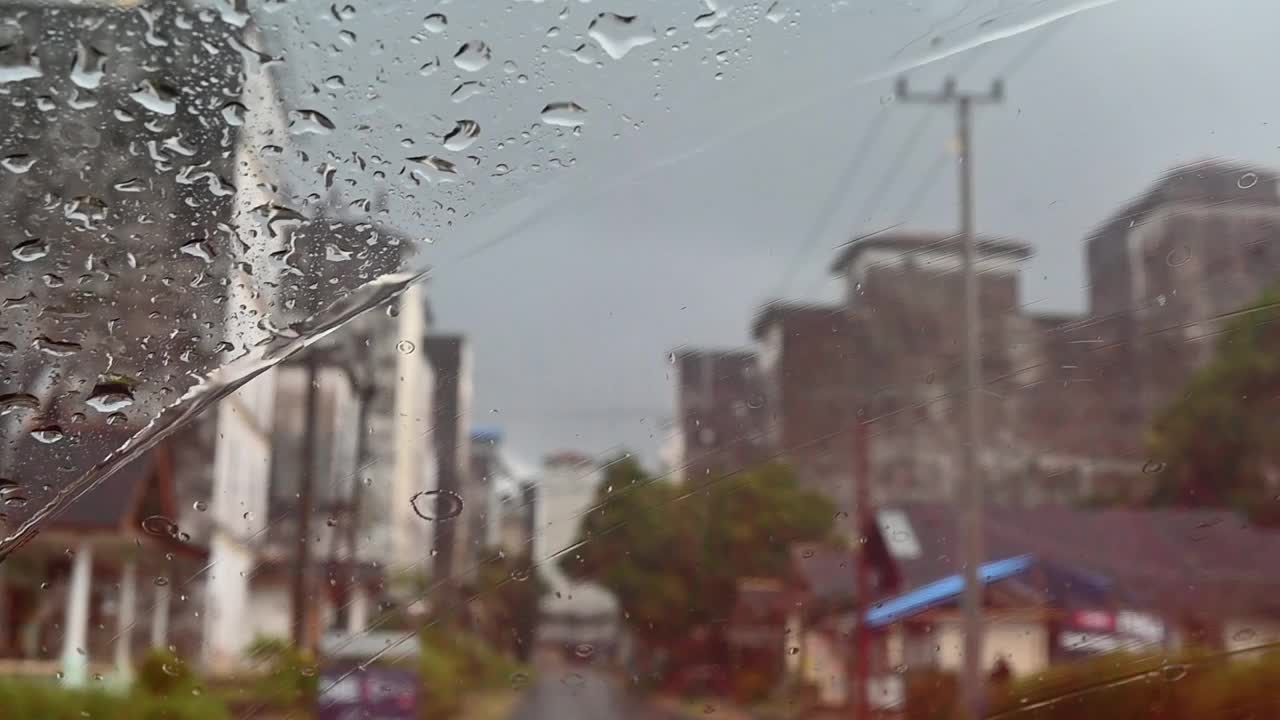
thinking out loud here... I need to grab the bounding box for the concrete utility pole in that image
[895,75,1003,720]
[851,417,872,720]
[291,351,319,650]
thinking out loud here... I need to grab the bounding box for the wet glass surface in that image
[2,1,1280,718]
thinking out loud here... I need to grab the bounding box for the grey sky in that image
[258,0,1280,472]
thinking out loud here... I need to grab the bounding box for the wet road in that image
[507,669,677,720]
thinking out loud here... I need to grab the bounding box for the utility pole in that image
[291,351,319,651]
[851,415,872,720]
[895,75,1003,720]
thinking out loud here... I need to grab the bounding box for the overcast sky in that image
[257,0,1280,475]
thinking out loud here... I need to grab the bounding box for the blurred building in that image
[495,479,538,558]
[751,303,856,526]
[1086,159,1280,423]
[530,452,621,659]
[667,349,769,484]
[424,334,474,585]
[779,504,1280,711]
[531,451,599,585]
[676,160,1280,513]
[468,427,507,555]
[0,0,298,682]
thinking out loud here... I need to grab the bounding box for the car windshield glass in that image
[3,1,1279,718]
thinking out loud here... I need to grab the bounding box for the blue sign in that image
[317,665,419,720]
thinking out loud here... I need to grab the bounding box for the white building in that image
[532,452,620,651]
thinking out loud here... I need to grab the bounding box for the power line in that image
[772,107,890,296]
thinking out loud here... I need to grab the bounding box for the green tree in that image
[1148,288,1280,518]
[559,455,836,653]
[469,548,548,662]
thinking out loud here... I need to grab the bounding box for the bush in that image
[0,677,228,720]
[904,648,1280,720]
[417,625,527,718]
[137,647,199,696]
[242,636,319,708]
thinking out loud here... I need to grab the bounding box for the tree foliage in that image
[559,455,836,648]
[468,547,548,662]
[1148,288,1280,516]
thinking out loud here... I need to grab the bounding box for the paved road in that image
[507,669,678,720]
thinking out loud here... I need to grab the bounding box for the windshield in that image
[1,1,1278,718]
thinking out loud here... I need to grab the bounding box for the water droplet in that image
[410,489,464,521]
[86,381,135,413]
[12,239,48,262]
[787,646,799,655]
[588,13,655,60]
[129,80,177,115]
[154,576,171,587]
[453,41,492,72]
[30,426,65,444]
[1141,461,1166,475]
[573,643,594,659]
[540,101,587,127]
[324,75,345,89]
[1239,172,1259,189]
[442,120,480,151]
[407,155,458,182]
[1158,663,1189,683]
[325,516,338,527]
[422,13,447,33]
[1233,627,1258,642]
[300,665,317,677]
[450,81,486,103]
[1165,246,1192,268]
[179,239,217,263]
[4,496,28,509]
[70,43,107,90]
[0,393,39,416]
[0,48,42,85]
[220,102,247,127]
[765,2,787,23]
[418,57,440,76]
[193,500,208,512]
[141,515,179,538]
[34,336,82,357]
[161,662,181,677]
[114,178,146,193]
[510,567,532,582]
[703,704,716,714]
[1,154,36,174]
[396,339,416,354]
[243,511,254,521]
[288,109,336,136]
[510,671,530,689]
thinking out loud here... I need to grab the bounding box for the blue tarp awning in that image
[864,555,1035,629]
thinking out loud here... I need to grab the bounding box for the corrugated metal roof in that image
[865,555,1034,629]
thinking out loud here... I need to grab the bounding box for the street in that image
[507,669,679,720]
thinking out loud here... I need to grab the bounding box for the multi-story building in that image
[750,302,855,524]
[530,452,621,656]
[1085,159,1280,423]
[676,160,1280,516]
[0,0,296,680]
[468,427,507,555]
[496,479,538,559]
[668,349,769,484]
